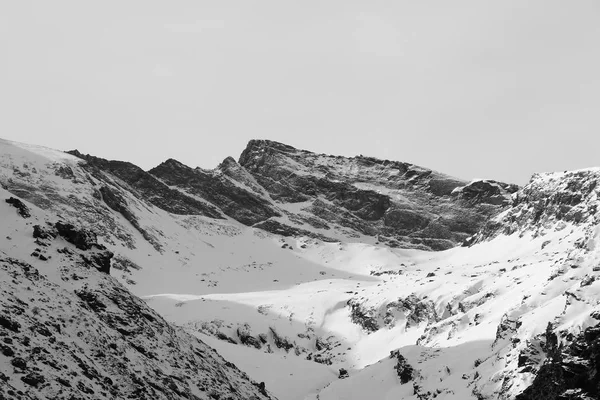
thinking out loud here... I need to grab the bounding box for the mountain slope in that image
[2,137,599,400]
[0,187,274,400]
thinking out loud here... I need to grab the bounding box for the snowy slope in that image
[0,187,274,400]
[2,137,600,400]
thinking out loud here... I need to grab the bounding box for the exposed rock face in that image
[235,140,515,250]
[67,150,224,219]
[390,350,415,384]
[63,140,516,251]
[453,180,519,206]
[148,158,280,226]
[516,322,600,400]
[470,169,600,244]
[54,222,100,251]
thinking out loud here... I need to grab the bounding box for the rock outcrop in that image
[469,168,600,244]
[148,158,280,226]
[234,140,516,249]
[516,322,600,400]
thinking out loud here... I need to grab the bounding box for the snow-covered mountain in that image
[1,137,598,400]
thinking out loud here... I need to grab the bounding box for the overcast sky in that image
[1,1,599,184]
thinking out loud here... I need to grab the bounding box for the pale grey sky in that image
[1,1,600,184]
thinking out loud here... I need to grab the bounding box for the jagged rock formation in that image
[64,139,517,251]
[516,322,600,400]
[470,169,600,244]
[236,140,517,250]
[148,158,280,226]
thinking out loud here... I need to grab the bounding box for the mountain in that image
[69,139,517,251]
[1,137,599,400]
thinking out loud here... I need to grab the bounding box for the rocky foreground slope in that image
[0,192,274,399]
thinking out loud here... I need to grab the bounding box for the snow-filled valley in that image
[1,137,599,400]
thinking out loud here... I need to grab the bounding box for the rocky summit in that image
[1,137,600,400]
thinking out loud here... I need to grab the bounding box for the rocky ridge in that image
[67,139,517,251]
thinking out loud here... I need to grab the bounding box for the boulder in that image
[5,197,30,218]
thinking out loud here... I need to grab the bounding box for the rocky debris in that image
[33,225,56,240]
[253,219,337,242]
[390,350,415,384]
[518,341,544,373]
[269,327,294,352]
[338,368,349,379]
[398,295,438,329]
[111,255,141,273]
[54,164,75,180]
[494,314,522,346]
[237,325,262,349]
[52,222,113,274]
[21,372,45,387]
[5,197,30,218]
[348,300,379,333]
[516,321,600,400]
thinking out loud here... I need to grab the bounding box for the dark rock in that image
[338,368,349,379]
[90,250,113,274]
[75,290,107,312]
[21,372,45,387]
[0,315,21,332]
[348,300,379,333]
[33,225,56,240]
[1,344,14,357]
[11,357,27,369]
[55,222,98,251]
[5,197,30,218]
[390,350,415,384]
[216,332,237,345]
[254,220,337,242]
[269,327,294,352]
[516,321,600,400]
[257,381,268,397]
[55,165,75,179]
[56,377,72,387]
[237,326,262,349]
